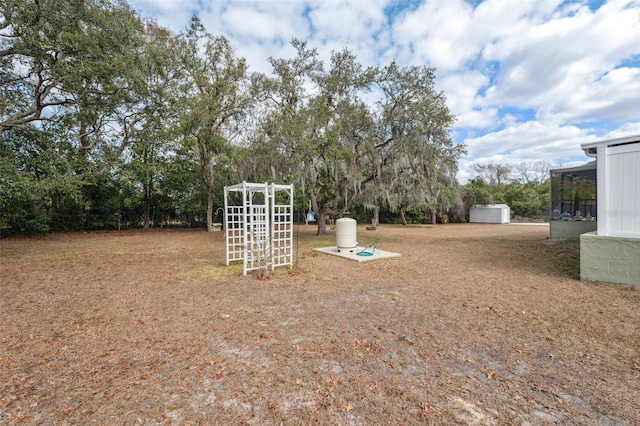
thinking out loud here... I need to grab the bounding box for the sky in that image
[127,0,640,182]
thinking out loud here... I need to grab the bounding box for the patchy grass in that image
[543,239,581,279]
[1,225,638,425]
[189,263,244,279]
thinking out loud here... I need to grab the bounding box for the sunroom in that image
[549,162,597,240]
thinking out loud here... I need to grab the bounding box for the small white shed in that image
[469,204,510,224]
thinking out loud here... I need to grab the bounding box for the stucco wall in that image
[580,232,640,286]
[550,221,598,240]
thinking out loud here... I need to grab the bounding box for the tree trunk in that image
[399,207,408,226]
[308,189,329,236]
[78,119,90,159]
[206,186,214,232]
[316,212,327,235]
[431,209,437,225]
[143,179,152,229]
[372,205,380,226]
[205,154,215,232]
[143,192,151,229]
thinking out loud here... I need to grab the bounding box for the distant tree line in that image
[0,0,549,236]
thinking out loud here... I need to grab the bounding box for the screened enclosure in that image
[550,162,597,222]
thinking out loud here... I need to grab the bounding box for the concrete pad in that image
[313,246,401,263]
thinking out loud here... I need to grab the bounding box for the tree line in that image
[0,0,549,237]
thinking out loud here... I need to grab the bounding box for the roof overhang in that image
[581,134,640,157]
[550,160,596,174]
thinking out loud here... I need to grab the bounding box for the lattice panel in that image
[272,205,293,268]
[225,206,244,263]
[245,205,269,273]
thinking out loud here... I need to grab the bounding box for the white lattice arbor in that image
[223,182,294,275]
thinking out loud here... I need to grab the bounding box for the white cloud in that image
[464,121,591,160]
[391,0,478,71]
[479,0,640,123]
[543,67,640,123]
[438,71,499,129]
[307,0,388,43]
[220,4,302,42]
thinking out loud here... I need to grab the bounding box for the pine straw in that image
[1,225,638,425]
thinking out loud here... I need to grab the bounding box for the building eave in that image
[581,134,640,157]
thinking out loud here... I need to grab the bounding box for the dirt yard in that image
[1,224,638,425]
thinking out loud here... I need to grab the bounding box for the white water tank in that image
[336,218,357,252]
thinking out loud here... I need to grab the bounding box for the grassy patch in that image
[542,239,581,279]
[189,263,244,279]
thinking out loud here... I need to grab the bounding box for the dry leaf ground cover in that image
[1,224,639,425]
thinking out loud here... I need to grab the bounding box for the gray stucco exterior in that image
[580,232,640,286]
[549,220,597,240]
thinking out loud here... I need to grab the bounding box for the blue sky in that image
[128,0,640,182]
